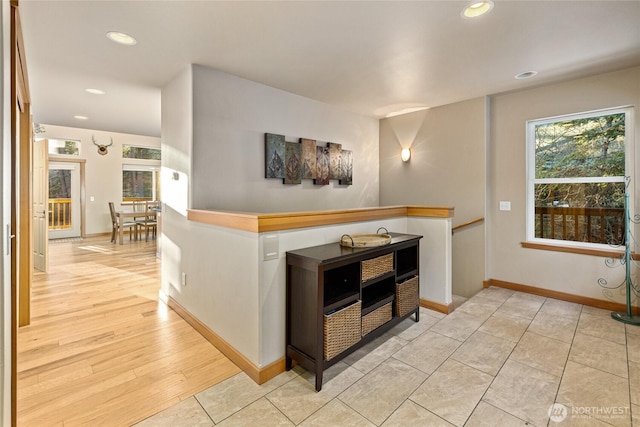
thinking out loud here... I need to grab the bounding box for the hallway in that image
[17,236,240,426]
[138,287,639,426]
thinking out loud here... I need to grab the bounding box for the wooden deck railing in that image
[49,198,71,230]
[535,206,624,245]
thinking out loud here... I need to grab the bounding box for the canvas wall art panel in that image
[264,133,353,186]
[328,142,343,180]
[339,149,353,185]
[284,141,302,184]
[265,133,285,179]
[300,138,317,179]
[315,146,330,185]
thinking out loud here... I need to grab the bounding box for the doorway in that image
[32,139,47,273]
[48,162,81,239]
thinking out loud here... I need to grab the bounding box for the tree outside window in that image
[527,108,631,246]
[47,139,80,156]
[122,145,161,160]
[122,144,161,202]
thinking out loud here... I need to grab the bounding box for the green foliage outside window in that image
[122,145,161,160]
[62,140,80,156]
[121,144,161,201]
[534,113,625,209]
[123,170,153,199]
[531,111,628,245]
[49,169,72,198]
[48,139,80,156]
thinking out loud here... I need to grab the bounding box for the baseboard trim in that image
[166,296,285,385]
[485,278,640,315]
[420,298,454,314]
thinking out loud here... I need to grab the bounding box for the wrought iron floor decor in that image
[598,177,640,326]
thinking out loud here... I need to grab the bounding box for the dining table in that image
[115,209,157,245]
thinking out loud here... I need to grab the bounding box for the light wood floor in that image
[17,236,241,426]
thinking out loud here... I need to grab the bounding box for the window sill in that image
[521,241,638,260]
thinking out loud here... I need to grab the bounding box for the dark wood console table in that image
[285,232,422,391]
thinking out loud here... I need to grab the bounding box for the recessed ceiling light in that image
[74,115,89,120]
[85,88,106,95]
[461,1,494,18]
[515,71,538,80]
[106,31,137,46]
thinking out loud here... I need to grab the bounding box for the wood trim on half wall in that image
[188,205,455,233]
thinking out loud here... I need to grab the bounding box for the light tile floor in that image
[134,287,639,427]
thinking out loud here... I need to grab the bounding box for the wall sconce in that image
[401,148,411,162]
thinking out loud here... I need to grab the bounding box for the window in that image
[122,145,161,160]
[122,144,161,202]
[47,138,80,156]
[526,107,633,248]
[49,168,72,230]
[122,165,161,202]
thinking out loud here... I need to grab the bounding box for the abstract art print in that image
[328,142,342,180]
[264,133,352,186]
[284,141,302,184]
[339,149,353,185]
[265,133,285,179]
[315,145,330,185]
[300,138,317,179]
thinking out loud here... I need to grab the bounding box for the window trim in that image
[525,105,635,250]
[520,240,630,259]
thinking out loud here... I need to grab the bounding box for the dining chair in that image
[108,202,136,243]
[135,201,158,242]
[131,201,147,240]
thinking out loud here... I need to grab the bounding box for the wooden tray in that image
[340,233,392,247]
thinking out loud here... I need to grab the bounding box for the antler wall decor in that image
[92,135,114,155]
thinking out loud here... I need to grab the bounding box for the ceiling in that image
[18,1,640,138]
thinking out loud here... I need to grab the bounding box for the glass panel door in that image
[49,162,81,239]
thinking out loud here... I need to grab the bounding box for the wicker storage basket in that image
[361,253,394,282]
[361,302,392,336]
[396,275,419,317]
[324,301,362,361]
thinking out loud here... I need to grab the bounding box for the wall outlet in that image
[90,196,95,202]
[181,272,187,286]
[499,201,511,211]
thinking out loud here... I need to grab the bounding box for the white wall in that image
[168,213,451,368]
[407,216,453,306]
[489,66,640,303]
[161,64,386,367]
[379,98,487,298]
[37,125,161,235]
[1,1,11,423]
[163,209,262,363]
[161,67,192,217]
[190,65,380,213]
